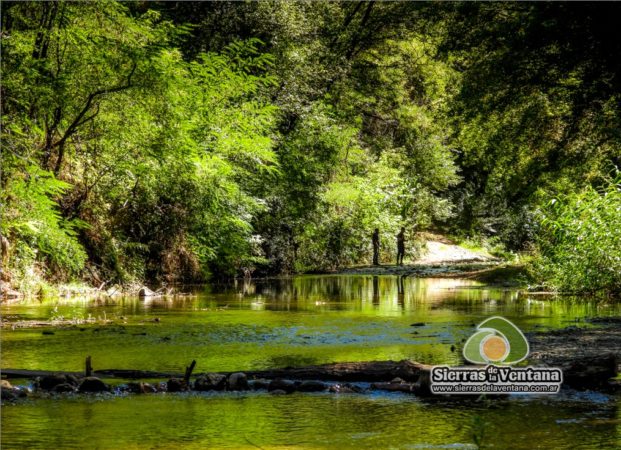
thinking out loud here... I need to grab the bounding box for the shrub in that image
[532,173,621,294]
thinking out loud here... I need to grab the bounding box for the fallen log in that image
[1,355,617,391]
[243,360,430,382]
[1,360,429,382]
[0,368,175,379]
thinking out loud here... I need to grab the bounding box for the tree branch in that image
[51,63,137,174]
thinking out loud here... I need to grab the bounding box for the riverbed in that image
[2,275,620,449]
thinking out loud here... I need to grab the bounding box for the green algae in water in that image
[1,276,620,449]
[2,276,617,373]
[2,393,620,449]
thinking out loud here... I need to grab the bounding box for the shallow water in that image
[2,276,620,449]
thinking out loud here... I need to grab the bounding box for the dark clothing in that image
[372,231,380,266]
[396,231,405,265]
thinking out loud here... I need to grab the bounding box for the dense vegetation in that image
[1,1,620,294]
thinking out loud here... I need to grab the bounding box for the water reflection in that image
[1,392,619,449]
[1,276,618,374]
[2,275,620,449]
[372,275,379,306]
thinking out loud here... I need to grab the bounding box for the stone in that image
[329,383,363,394]
[297,380,328,392]
[138,286,156,297]
[194,373,227,391]
[1,382,27,401]
[248,379,270,390]
[66,375,80,386]
[141,383,157,393]
[52,383,77,393]
[268,379,296,393]
[269,389,287,395]
[126,382,157,394]
[227,372,249,391]
[1,387,19,401]
[78,377,110,393]
[166,378,187,392]
[38,374,69,391]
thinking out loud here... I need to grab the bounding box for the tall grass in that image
[532,173,621,295]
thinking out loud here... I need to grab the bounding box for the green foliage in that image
[1,162,87,281]
[2,1,278,287]
[431,2,621,248]
[532,173,621,294]
[2,1,620,291]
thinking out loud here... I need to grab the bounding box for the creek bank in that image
[527,318,621,377]
[0,282,195,304]
[329,262,527,287]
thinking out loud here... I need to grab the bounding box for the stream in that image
[1,275,620,449]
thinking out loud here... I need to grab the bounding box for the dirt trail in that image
[338,235,500,277]
[416,240,493,265]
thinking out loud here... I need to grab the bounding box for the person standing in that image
[396,227,405,265]
[372,228,380,266]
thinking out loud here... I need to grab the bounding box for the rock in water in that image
[78,377,110,393]
[297,380,328,392]
[248,379,270,390]
[138,286,156,297]
[194,373,226,391]
[141,383,157,393]
[270,389,287,395]
[1,380,27,402]
[1,387,19,402]
[52,383,77,393]
[126,382,157,394]
[166,378,187,392]
[227,372,249,391]
[329,383,363,393]
[66,374,80,386]
[38,374,70,391]
[268,379,296,393]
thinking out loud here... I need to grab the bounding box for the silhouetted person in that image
[372,228,380,265]
[396,227,405,265]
